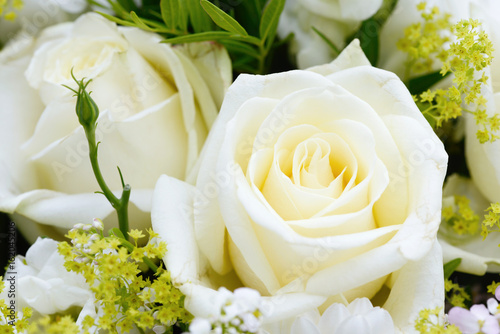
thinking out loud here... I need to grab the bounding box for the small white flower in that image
[73,223,85,230]
[186,287,266,334]
[153,325,167,334]
[290,298,395,334]
[188,318,212,334]
[92,218,104,231]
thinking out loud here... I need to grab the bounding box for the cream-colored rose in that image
[277,0,383,69]
[152,41,448,332]
[0,0,88,44]
[0,13,231,242]
[439,174,500,275]
[464,0,500,208]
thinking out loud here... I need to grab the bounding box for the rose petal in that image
[383,241,444,331]
[151,175,201,284]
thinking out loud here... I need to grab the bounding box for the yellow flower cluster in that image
[26,315,79,334]
[481,202,500,239]
[445,278,470,308]
[58,224,191,333]
[442,195,480,236]
[487,281,500,295]
[397,2,452,79]
[414,307,461,333]
[401,3,497,143]
[0,0,23,21]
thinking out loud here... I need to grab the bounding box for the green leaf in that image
[259,0,285,45]
[226,0,265,37]
[408,70,450,95]
[97,12,138,27]
[186,0,213,33]
[354,18,380,66]
[129,11,153,31]
[312,27,340,54]
[222,40,260,58]
[444,258,462,279]
[200,0,248,36]
[116,0,139,12]
[109,228,126,240]
[177,0,189,32]
[163,31,260,45]
[346,0,399,66]
[160,0,178,29]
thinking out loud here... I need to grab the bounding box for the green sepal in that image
[64,71,99,130]
[109,228,126,240]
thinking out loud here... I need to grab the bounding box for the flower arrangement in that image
[1,0,500,333]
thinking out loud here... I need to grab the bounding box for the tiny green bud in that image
[75,84,99,129]
[63,69,99,130]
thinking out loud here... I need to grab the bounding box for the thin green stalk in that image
[84,122,130,240]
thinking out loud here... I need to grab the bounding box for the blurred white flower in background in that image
[277,0,383,68]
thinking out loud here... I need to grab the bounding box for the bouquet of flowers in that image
[0,0,500,333]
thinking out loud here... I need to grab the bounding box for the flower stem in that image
[85,127,130,240]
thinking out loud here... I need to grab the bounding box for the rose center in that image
[291,138,335,188]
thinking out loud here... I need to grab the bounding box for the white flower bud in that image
[92,218,104,230]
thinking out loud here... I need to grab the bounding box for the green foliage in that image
[186,0,213,33]
[408,70,450,96]
[347,0,399,66]
[100,0,286,74]
[200,0,248,36]
[443,258,462,280]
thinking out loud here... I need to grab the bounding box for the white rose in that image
[0,0,88,44]
[0,237,91,315]
[439,174,500,275]
[152,41,448,332]
[464,0,500,207]
[277,0,383,69]
[0,13,232,242]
